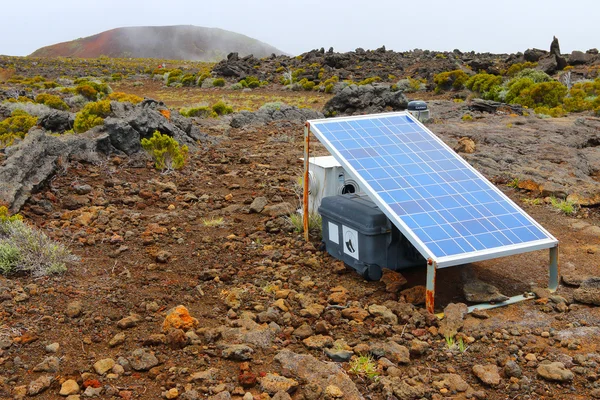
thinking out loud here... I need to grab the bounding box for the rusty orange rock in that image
[162,305,199,333]
[159,109,171,120]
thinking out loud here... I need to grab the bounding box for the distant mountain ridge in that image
[29,25,285,61]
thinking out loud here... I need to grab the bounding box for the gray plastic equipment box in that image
[318,193,425,280]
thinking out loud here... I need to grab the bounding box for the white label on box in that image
[328,222,339,244]
[342,225,359,260]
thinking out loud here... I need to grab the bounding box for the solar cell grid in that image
[309,112,557,267]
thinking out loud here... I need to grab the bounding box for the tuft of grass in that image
[550,197,577,215]
[141,131,189,171]
[348,355,379,381]
[444,334,455,349]
[202,217,224,227]
[287,212,321,235]
[507,178,520,189]
[0,207,77,276]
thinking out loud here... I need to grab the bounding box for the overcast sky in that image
[1,0,598,57]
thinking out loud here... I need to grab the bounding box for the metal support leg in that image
[425,260,437,314]
[549,245,559,292]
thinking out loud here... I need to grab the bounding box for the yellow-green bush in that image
[465,73,502,96]
[180,74,196,87]
[107,92,143,104]
[534,105,567,117]
[180,106,217,118]
[0,110,37,148]
[35,93,69,110]
[506,62,538,76]
[512,81,567,108]
[213,78,226,87]
[141,131,189,170]
[212,100,233,115]
[75,80,111,100]
[73,100,111,133]
[433,70,469,92]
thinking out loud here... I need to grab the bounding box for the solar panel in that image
[308,112,558,268]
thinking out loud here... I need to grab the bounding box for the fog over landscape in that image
[1,0,598,57]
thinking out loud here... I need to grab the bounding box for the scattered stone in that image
[109,332,126,347]
[439,303,468,338]
[45,342,60,353]
[472,364,501,386]
[165,388,179,399]
[325,385,344,398]
[562,274,588,287]
[380,269,407,293]
[222,344,254,361]
[532,286,552,299]
[454,137,476,153]
[249,197,268,213]
[262,203,295,217]
[470,309,490,319]
[324,348,354,362]
[573,277,600,305]
[94,358,115,375]
[33,356,60,372]
[400,286,426,305]
[259,373,299,395]
[166,328,188,349]
[272,391,293,400]
[274,350,363,400]
[433,373,471,393]
[27,375,53,396]
[303,335,334,349]
[537,362,574,382]
[129,349,159,371]
[368,304,398,325]
[190,368,219,382]
[341,307,369,322]
[163,305,200,332]
[371,341,410,364]
[117,313,142,329]
[156,250,172,263]
[292,324,313,339]
[409,339,429,356]
[504,360,522,378]
[66,301,83,318]
[60,379,80,396]
[463,278,509,303]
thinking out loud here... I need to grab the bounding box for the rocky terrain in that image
[0,40,600,400]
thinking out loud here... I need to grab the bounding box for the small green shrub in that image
[506,62,538,76]
[465,73,502,97]
[106,92,143,104]
[0,110,37,148]
[213,78,226,87]
[348,355,379,381]
[211,100,233,116]
[35,93,69,110]
[180,106,217,118]
[141,131,189,171]
[181,74,196,87]
[534,105,567,118]
[433,70,469,92]
[239,76,261,88]
[550,197,576,215]
[75,80,111,100]
[0,209,76,276]
[75,84,98,100]
[111,73,123,81]
[357,76,381,86]
[196,73,210,86]
[512,81,567,108]
[73,100,111,133]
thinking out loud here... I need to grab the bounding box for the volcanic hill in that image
[29,25,285,61]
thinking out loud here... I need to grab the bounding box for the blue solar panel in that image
[309,112,557,268]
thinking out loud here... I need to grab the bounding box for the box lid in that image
[318,194,390,235]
